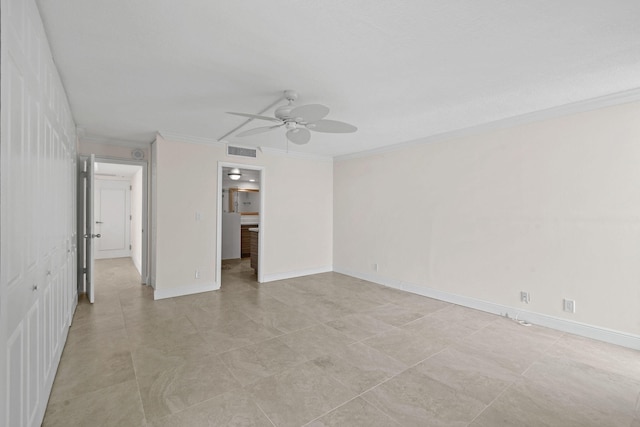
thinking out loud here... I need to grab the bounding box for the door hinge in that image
[82,268,87,274]
[129,244,132,250]
[130,214,132,220]
[130,185,132,190]
[80,171,88,178]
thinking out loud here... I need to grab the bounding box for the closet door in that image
[1,0,78,425]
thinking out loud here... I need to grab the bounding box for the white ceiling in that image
[222,167,261,186]
[36,0,640,157]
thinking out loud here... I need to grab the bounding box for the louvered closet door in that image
[1,0,78,426]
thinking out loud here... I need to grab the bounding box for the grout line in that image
[254,401,278,427]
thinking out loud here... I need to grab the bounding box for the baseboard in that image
[261,265,333,283]
[334,266,640,350]
[153,281,219,300]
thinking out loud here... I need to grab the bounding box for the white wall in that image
[335,101,640,341]
[154,135,333,298]
[131,168,143,273]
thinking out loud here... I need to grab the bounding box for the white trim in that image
[216,162,265,284]
[262,266,334,283]
[153,281,219,300]
[335,87,640,162]
[80,135,151,149]
[334,266,640,350]
[258,146,333,162]
[159,130,226,147]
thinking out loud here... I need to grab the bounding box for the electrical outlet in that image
[563,298,575,313]
[520,291,530,304]
[195,269,200,279]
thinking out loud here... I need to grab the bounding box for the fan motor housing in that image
[275,104,294,120]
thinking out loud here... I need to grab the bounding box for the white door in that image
[95,180,131,259]
[85,155,97,303]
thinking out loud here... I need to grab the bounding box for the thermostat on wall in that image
[131,148,145,160]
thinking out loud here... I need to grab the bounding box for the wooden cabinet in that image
[250,230,259,274]
[241,225,255,258]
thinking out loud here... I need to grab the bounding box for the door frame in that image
[216,162,265,285]
[94,178,132,259]
[78,155,149,286]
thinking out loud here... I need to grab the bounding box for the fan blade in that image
[286,128,311,145]
[289,104,330,123]
[236,124,283,137]
[227,112,282,123]
[306,119,357,133]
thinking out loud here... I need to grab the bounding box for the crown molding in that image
[258,146,333,162]
[159,131,333,161]
[80,134,151,149]
[336,87,640,162]
[158,130,226,147]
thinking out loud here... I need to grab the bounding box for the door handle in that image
[84,234,102,238]
[96,221,104,224]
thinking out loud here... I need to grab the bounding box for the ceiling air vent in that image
[227,145,257,158]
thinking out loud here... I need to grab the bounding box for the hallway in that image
[42,259,640,426]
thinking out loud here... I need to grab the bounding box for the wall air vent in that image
[227,145,257,158]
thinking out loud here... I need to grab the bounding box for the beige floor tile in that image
[185,304,254,330]
[523,356,640,418]
[219,337,307,386]
[413,346,518,405]
[278,323,355,360]
[452,318,560,375]
[362,323,449,365]
[45,258,640,426]
[149,390,272,427]
[307,397,402,427]
[311,341,407,394]
[470,377,636,427]
[362,303,425,327]
[47,327,134,404]
[249,361,357,427]
[233,295,319,334]
[325,312,396,341]
[401,314,482,343]
[121,296,181,326]
[125,314,201,350]
[197,317,281,353]
[428,303,498,327]
[43,379,145,427]
[546,333,640,382]
[363,364,487,427]
[134,347,241,420]
[68,308,126,340]
[298,297,358,323]
[392,293,451,315]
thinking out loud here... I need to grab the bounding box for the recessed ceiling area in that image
[36,1,640,157]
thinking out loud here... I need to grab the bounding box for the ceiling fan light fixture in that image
[228,168,242,180]
[227,90,357,145]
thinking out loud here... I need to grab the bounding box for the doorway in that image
[216,162,265,288]
[78,156,149,302]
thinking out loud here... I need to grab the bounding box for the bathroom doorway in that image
[216,162,265,288]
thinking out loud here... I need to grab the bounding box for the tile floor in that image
[42,258,640,426]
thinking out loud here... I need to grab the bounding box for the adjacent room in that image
[1,1,639,426]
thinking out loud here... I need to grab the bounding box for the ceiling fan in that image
[227,90,357,145]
